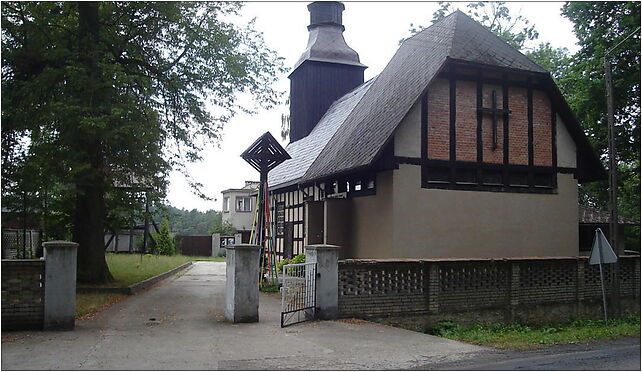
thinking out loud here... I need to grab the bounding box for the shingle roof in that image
[579,206,639,225]
[272,10,605,188]
[268,78,375,188]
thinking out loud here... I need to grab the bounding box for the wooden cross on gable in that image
[478,90,511,150]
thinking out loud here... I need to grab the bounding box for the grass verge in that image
[76,253,224,317]
[378,314,640,350]
[76,292,127,318]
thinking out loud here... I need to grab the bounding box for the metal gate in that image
[280,262,316,327]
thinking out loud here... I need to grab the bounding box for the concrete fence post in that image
[211,233,221,257]
[225,244,260,323]
[305,244,340,320]
[43,241,79,330]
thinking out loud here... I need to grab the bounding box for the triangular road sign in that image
[589,228,618,265]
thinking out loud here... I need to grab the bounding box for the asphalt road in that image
[415,337,641,370]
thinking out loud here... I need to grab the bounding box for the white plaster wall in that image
[557,113,577,168]
[394,100,421,157]
[222,191,255,231]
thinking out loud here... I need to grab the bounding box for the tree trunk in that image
[73,1,114,283]
[74,178,113,283]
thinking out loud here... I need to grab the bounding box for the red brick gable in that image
[427,78,553,168]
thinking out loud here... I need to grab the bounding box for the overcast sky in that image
[166,1,579,212]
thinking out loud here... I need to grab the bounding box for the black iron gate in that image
[280,262,317,327]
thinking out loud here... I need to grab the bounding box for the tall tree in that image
[2,2,285,282]
[561,1,640,248]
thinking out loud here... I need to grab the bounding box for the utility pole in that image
[602,26,640,317]
[603,56,620,317]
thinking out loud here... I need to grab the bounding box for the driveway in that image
[2,262,484,370]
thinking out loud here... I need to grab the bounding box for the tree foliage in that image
[560,1,640,248]
[162,206,217,236]
[1,2,284,282]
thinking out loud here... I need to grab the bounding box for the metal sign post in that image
[588,228,618,322]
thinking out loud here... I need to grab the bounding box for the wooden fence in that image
[176,235,212,256]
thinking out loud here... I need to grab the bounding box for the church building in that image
[266,2,605,260]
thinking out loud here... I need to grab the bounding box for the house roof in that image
[272,11,605,188]
[268,78,375,188]
[578,206,639,226]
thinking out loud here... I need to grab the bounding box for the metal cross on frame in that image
[479,90,511,150]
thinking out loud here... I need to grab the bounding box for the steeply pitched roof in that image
[268,78,375,188]
[274,10,605,187]
[302,11,558,182]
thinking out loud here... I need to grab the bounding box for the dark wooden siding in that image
[289,60,364,142]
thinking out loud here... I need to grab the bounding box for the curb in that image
[77,261,194,295]
[128,261,193,294]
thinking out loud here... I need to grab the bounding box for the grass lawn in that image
[105,253,223,287]
[379,314,640,350]
[76,253,224,318]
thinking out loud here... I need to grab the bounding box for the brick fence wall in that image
[338,256,640,324]
[2,259,45,331]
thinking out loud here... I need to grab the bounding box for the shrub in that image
[151,217,176,255]
[276,254,306,274]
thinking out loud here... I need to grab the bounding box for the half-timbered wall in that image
[270,185,324,259]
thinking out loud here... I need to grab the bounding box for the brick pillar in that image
[305,244,340,320]
[427,263,439,313]
[509,262,520,322]
[576,259,585,318]
[225,244,261,323]
[43,241,79,331]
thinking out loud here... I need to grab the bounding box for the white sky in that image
[166,1,579,212]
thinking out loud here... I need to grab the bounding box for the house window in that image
[236,196,252,212]
[223,197,229,212]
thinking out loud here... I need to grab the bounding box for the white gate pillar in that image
[225,244,261,323]
[211,233,221,256]
[305,244,340,320]
[43,241,79,330]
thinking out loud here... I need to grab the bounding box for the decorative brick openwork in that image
[438,262,510,311]
[518,259,577,304]
[338,256,640,321]
[2,259,45,330]
[338,260,426,317]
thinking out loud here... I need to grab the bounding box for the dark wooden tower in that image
[288,1,367,143]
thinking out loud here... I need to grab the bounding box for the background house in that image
[221,181,259,242]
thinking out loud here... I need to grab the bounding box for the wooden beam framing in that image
[449,78,457,184]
